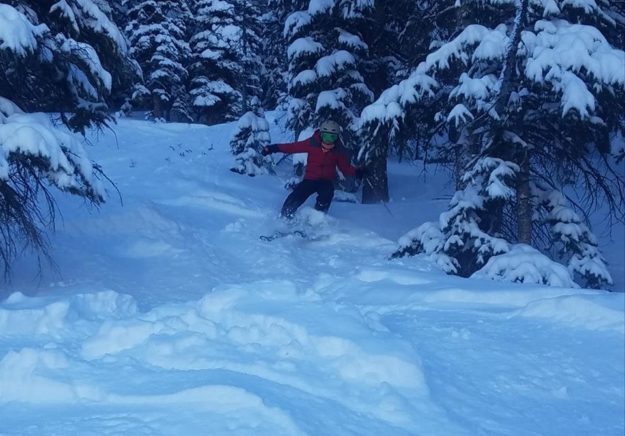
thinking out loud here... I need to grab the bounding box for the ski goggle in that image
[321,132,338,143]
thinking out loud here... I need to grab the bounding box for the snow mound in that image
[472,244,577,288]
[158,189,264,218]
[0,348,104,403]
[355,267,431,286]
[0,290,137,337]
[515,294,625,333]
[1,283,431,430]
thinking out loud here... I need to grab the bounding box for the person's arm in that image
[262,138,313,155]
[275,138,313,154]
[336,153,357,177]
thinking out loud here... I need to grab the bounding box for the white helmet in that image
[320,120,340,134]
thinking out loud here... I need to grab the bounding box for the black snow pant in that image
[281,179,334,219]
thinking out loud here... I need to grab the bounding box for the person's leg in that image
[314,180,335,213]
[281,180,316,219]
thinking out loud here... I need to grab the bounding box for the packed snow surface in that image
[1,115,623,435]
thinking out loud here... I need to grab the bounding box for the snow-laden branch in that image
[0,4,48,55]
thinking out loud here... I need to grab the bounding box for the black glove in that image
[355,166,369,179]
[261,145,279,156]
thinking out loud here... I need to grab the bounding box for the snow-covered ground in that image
[1,116,623,435]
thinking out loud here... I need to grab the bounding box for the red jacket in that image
[276,131,357,181]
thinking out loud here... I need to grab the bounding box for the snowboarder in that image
[261,120,367,219]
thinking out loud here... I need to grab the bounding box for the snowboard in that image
[259,230,308,242]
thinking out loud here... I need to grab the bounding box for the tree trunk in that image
[453,129,476,190]
[453,145,467,190]
[152,94,162,120]
[494,0,529,117]
[516,152,532,244]
[361,1,390,204]
[455,1,472,28]
[362,156,389,203]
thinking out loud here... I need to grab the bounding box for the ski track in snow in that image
[0,117,623,435]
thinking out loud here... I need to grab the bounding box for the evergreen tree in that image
[189,0,265,124]
[357,0,446,202]
[373,0,624,288]
[235,0,265,113]
[100,1,143,108]
[0,1,130,275]
[230,97,272,176]
[362,0,428,94]
[284,0,374,145]
[3,0,133,130]
[124,0,191,121]
[539,189,612,288]
[262,0,298,109]
[226,0,271,175]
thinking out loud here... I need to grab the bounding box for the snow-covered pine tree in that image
[226,0,271,176]
[284,0,374,145]
[188,0,246,124]
[262,0,298,110]
[362,0,430,95]
[97,1,142,109]
[597,0,625,48]
[124,0,191,121]
[109,0,128,25]
[3,0,133,131]
[234,0,265,114]
[538,189,613,289]
[357,0,448,203]
[392,157,514,277]
[602,1,625,165]
[383,0,624,288]
[0,1,129,275]
[230,97,272,176]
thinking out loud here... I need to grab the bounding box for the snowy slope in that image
[0,116,623,436]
